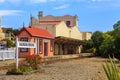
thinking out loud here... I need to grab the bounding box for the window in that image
[66,21,70,26]
[21,38,28,41]
[50,40,54,52]
[20,38,28,52]
[39,39,42,53]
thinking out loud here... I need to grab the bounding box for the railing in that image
[0,50,15,60]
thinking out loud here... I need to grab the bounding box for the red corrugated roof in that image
[24,27,53,39]
[39,21,60,25]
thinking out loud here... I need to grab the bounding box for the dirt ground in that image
[0,56,112,80]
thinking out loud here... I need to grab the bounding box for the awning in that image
[54,36,85,45]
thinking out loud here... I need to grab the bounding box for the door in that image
[44,42,48,56]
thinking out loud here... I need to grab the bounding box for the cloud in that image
[83,0,120,10]
[0,10,23,16]
[30,0,47,3]
[0,0,23,5]
[91,0,103,2]
[7,0,21,3]
[0,0,5,3]
[54,4,69,10]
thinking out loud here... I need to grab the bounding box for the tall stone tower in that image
[0,16,5,40]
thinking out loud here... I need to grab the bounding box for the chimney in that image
[38,11,43,21]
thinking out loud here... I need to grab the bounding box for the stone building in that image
[30,11,91,55]
[82,32,92,40]
[2,28,13,40]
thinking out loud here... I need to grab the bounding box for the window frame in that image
[39,39,43,54]
[50,40,54,52]
[66,21,71,27]
[20,37,28,52]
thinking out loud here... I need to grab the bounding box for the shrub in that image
[26,55,42,70]
[102,57,120,80]
[7,54,42,74]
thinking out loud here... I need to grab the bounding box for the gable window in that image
[20,37,28,52]
[39,39,43,53]
[66,21,70,27]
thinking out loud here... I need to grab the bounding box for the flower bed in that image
[6,54,43,75]
[6,69,45,75]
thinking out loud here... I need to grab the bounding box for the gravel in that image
[0,57,107,80]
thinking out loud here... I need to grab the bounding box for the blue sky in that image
[0,0,120,32]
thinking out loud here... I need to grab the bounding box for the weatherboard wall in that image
[17,28,54,58]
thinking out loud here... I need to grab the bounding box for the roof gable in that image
[18,27,53,39]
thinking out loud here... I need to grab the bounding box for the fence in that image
[0,49,15,60]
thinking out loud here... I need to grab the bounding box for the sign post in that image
[16,37,37,70]
[16,37,19,70]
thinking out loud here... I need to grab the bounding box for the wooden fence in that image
[0,50,15,60]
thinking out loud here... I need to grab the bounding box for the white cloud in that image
[91,0,102,2]
[30,0,47,3]
[0,10,23,16]
[7,0,21,3]
[86,0,120,9]
[54,4,69,10]
[0,0,5,3]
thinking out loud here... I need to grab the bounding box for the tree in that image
[91,31,104,56]
[2,39,15,47]
[99,33,115,57]
[6,28,19,40]
[13,29,19,36]
[113,20,120,30]
[114,37,120,60]
[112,20,120,60]
[82,39,93,53]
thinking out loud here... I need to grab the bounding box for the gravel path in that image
[0,57,107,80]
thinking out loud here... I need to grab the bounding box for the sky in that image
[0,0,120,32]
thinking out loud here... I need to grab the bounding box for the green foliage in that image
[18,59,33,72]
[6,28,19,36]
[82,20,120,58]
[114,37,120,51]
[82,39,93,53]
[20,67,33,72]
[114,37,120,60]
[26,55,42,70]
[102,57,120,80]
[99,33,115,57]
[8,55,42,73]
[91,31,104,56]
[2,38,15,47]
[113,20,120,30]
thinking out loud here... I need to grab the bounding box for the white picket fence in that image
[0,49,15,60]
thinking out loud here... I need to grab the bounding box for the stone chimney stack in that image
[38,11,43,21]
[75,15,78,27]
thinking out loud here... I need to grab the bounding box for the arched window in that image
[66,21,70,27]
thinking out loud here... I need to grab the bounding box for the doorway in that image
[44,42,48,56]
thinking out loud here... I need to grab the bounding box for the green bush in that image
[20,67,33,72]
[102,57,120,80]
[8,55,42,73]
[26,55,42,70]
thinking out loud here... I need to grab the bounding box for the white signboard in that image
[16,37,37,70]
[18,41,36,48]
